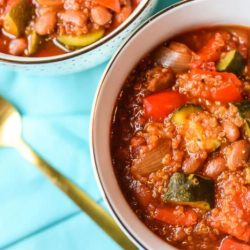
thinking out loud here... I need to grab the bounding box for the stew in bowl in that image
[91,0,250,249]
[111,25,250,250]
[0,0,139,57]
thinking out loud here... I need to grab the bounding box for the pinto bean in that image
[225,140,250,171]
[147,67,175,92]
[182,156,205,174]
[35,11,57,35]
[9,38,27,55]
[59,10,87,27]
[204,156,226,179]
[223,121,240,142]
[91,6,112,26]
[114,5,132,24]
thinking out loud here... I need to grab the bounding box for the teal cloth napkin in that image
[0,1,178,249]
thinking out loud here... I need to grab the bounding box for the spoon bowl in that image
[0,97,22,147]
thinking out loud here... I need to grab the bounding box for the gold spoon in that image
[0,96,137,250]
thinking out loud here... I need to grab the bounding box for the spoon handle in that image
[16,139,137,250]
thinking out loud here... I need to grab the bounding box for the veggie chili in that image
[0,0,139,57]
[111,26,250,249]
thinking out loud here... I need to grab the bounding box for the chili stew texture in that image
[111,26,250,250]
[0,0,138,57]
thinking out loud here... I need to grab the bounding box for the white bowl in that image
[91,0,250,249]
[0,0,157,75]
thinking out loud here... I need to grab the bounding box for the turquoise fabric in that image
[0,1,178,250]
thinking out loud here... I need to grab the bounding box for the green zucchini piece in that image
[171,104,220,152]
[244,122,250,138]
[3,0,32,37]
[164,172,214,210]
[57,29,105,48]
[171,104,221,152]
[216,50,246,75]
[27,31,42,55]
[245,167,250,184]
[234,100,250,119]
[187,120,221,152]
[171,104,202,126]
[201,136,221,152]
[233,101,250,137]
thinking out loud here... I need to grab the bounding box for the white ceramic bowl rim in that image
[91,0,196,249]
[0,0,150,64]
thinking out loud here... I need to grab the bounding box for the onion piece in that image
[131,139,171,176]
[154,42,194,74]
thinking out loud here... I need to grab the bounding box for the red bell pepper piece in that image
[220,237,250,250]
[93,0,121,12]
[143,91,186,121]
[154,206,198,226]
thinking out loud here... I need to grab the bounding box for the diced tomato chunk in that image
[210,173,250,242]
[211,82,242,103]
[190,69,243,102]
[134,184,154,208]
[198,32,227,62]
[190,61,217,71]
[154,206,198,226]
[220,237,250,250]
[210,73,242,102]
[93,0,121,12]
[143,91,186,121]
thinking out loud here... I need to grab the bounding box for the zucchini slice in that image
[171,104,202,126]
[233,101,250,137]
[171,104,220,152]
[187,120,221,152]
[216,50,246,75]
[245,167,250,184]
[164,172,214,210]
[27,31,42,55]
[3,0,32,37]
[57,29,105,49]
